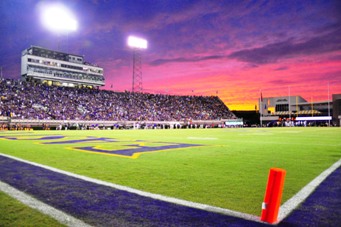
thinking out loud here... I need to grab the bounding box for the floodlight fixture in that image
[127,36,148,49]
[40,3,78,34]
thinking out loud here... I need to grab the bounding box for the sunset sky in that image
[0,0,340,110]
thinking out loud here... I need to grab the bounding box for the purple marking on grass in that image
[0,136,19,140]
[0,155,267,227]
[0,135,65,140]
[277,167,341,227]
[1,156,340,226]
[75,143,202,157]
[43,137,117,144]
[34,136,66,140]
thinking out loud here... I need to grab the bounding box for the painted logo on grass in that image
[0,135,202,159]
[73,142,202,159]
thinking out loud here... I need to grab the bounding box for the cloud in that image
[268,79,292,85]
[149,55,226,66]
[327,54,341,61]
[274,66,289,71]
[228,27,341,64]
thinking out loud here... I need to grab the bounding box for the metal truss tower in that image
[132,48,143,93]
[128,36,147,93]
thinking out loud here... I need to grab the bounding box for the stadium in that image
[1,45,340,226]
[1,1,341,227]
[1,45,340,130]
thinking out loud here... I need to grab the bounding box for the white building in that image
[259,95,338,126]
[21,46,105,88]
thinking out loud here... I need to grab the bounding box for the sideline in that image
[278,158,341,222]
[0,181,91,227]
[0,153,260,223]
[2,152,340,225]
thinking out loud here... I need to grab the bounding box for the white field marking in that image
[187,137,218,140]
[0,181,92,227]
[0,153,260,223]
[278,158,341,222]
[220,138,341,147]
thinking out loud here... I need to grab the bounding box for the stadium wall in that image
[3,119,235,130]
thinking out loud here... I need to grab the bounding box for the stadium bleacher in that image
[0,79,236,129]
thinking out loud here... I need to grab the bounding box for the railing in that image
[4,118,240,129]
[26,70,105,86]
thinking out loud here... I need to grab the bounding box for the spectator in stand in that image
[0,79,236,122]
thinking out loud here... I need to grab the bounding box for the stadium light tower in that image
[127,36,148,93]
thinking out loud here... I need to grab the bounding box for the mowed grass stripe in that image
[0,128,340,215]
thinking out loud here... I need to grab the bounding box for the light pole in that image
[127,36,147,93]
[328,82,330,126]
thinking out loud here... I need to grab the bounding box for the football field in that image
[1,127,340,225]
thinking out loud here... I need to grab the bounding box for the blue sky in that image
[1,0,340,109]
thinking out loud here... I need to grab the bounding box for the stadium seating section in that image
[0,79,235,122]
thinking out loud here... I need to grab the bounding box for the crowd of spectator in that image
[0,79,235,122]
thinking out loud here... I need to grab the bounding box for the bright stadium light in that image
[127,36,148,49]
[40,3,78,34]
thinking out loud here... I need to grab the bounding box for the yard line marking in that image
[0,153,260,223]
[221,139,341,147]
[0,181,92,227]
[278,158,341,222]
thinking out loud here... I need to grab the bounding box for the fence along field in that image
[0,127,340,219]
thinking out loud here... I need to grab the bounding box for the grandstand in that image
[0,79,236,130]
[21,46,105,88]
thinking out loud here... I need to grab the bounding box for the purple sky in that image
[0,0,340,110]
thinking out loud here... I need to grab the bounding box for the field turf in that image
[0,127,340,218]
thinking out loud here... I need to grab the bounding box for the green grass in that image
[0,191,65,226]
[0,128,340,222]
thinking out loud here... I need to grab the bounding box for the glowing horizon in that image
[1,1,340,111]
